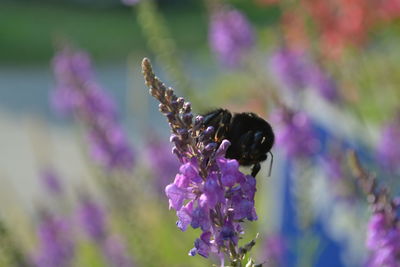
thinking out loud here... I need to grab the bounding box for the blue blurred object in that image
[280,159,345,267]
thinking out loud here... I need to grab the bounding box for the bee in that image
[201,108,274,177]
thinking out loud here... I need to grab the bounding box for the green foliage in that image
[74,241,107,267]
[0,2,145,64]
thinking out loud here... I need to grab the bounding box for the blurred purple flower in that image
[51,47,134,171]
[352,150,400,266]
[378,118,400,171]
[40,168,63,195]
[33,213,74,267]
[86,123,134,171]
[52,51,115,118]
[76,195,135,266]
[209,7,255,67]
[270,48,339,102]
[145,136,180,194]
[306,65,338,102]
[76,196,106,242]
[320,152,344,181]
[263,234,286,267]
[366,211,400,266]
[270,48,308,91]
[272,108,320,159]
[101,235,135,267]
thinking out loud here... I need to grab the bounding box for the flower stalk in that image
[52,46,135,172]
[142,58,260,266]
[348,151,400,266]
[137,0,198,106]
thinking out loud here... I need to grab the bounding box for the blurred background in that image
[1,0,400,266]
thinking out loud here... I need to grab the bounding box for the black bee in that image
[202,108,274,177]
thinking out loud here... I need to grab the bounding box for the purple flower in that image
[263,234,286,267]
[190,206,211,231]
[33,213,74,267]
[321,153,344,181]
[209,7,255,67]
[53,49,93,86]
[177,201,194,231]
[351,152,400,267]
[217,157,245,187]
[306,65,338,102]
[270,48,308,91]
[378,118,400,171]
[76,195,135,266]
[272,108,320,159]
[165,183,190,211]
[366,212,400,266]
[142,58,261,264]
[241,175,256,200]
[86,123,134,171]
[51,47,134,171]
[40,168,63,195]
[203,174,224,208]
[179,161,202,183]
[52,50,115,118]
[101,235,135,267]
[189,232,213,258]
[165,151,258,243]
[270,48,339,102]
[76,196,106,241]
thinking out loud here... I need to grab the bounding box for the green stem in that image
[136,0,202,109]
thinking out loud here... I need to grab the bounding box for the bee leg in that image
[267,151,273,177]
[251,162,261,177]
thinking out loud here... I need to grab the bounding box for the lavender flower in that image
[270,48,308,91]
[40,168,63,195]
[306,64,338,102]
[86,122,134,171]
[272,107,319,159]
[209,7,255,67]
[142,58,259,265]
[51,47,134,171]
[263,234,286,267]
[349,152,400,267]
[270,48,339,102]
[367,211,400,266]
[76,195,135,266]
[378,117,400,171]
[320,152,344,181]
[76,196,106,242]
[33,213,74,267]
[101,235,135,267]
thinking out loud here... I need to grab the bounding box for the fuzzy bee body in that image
[202,108,274,177]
